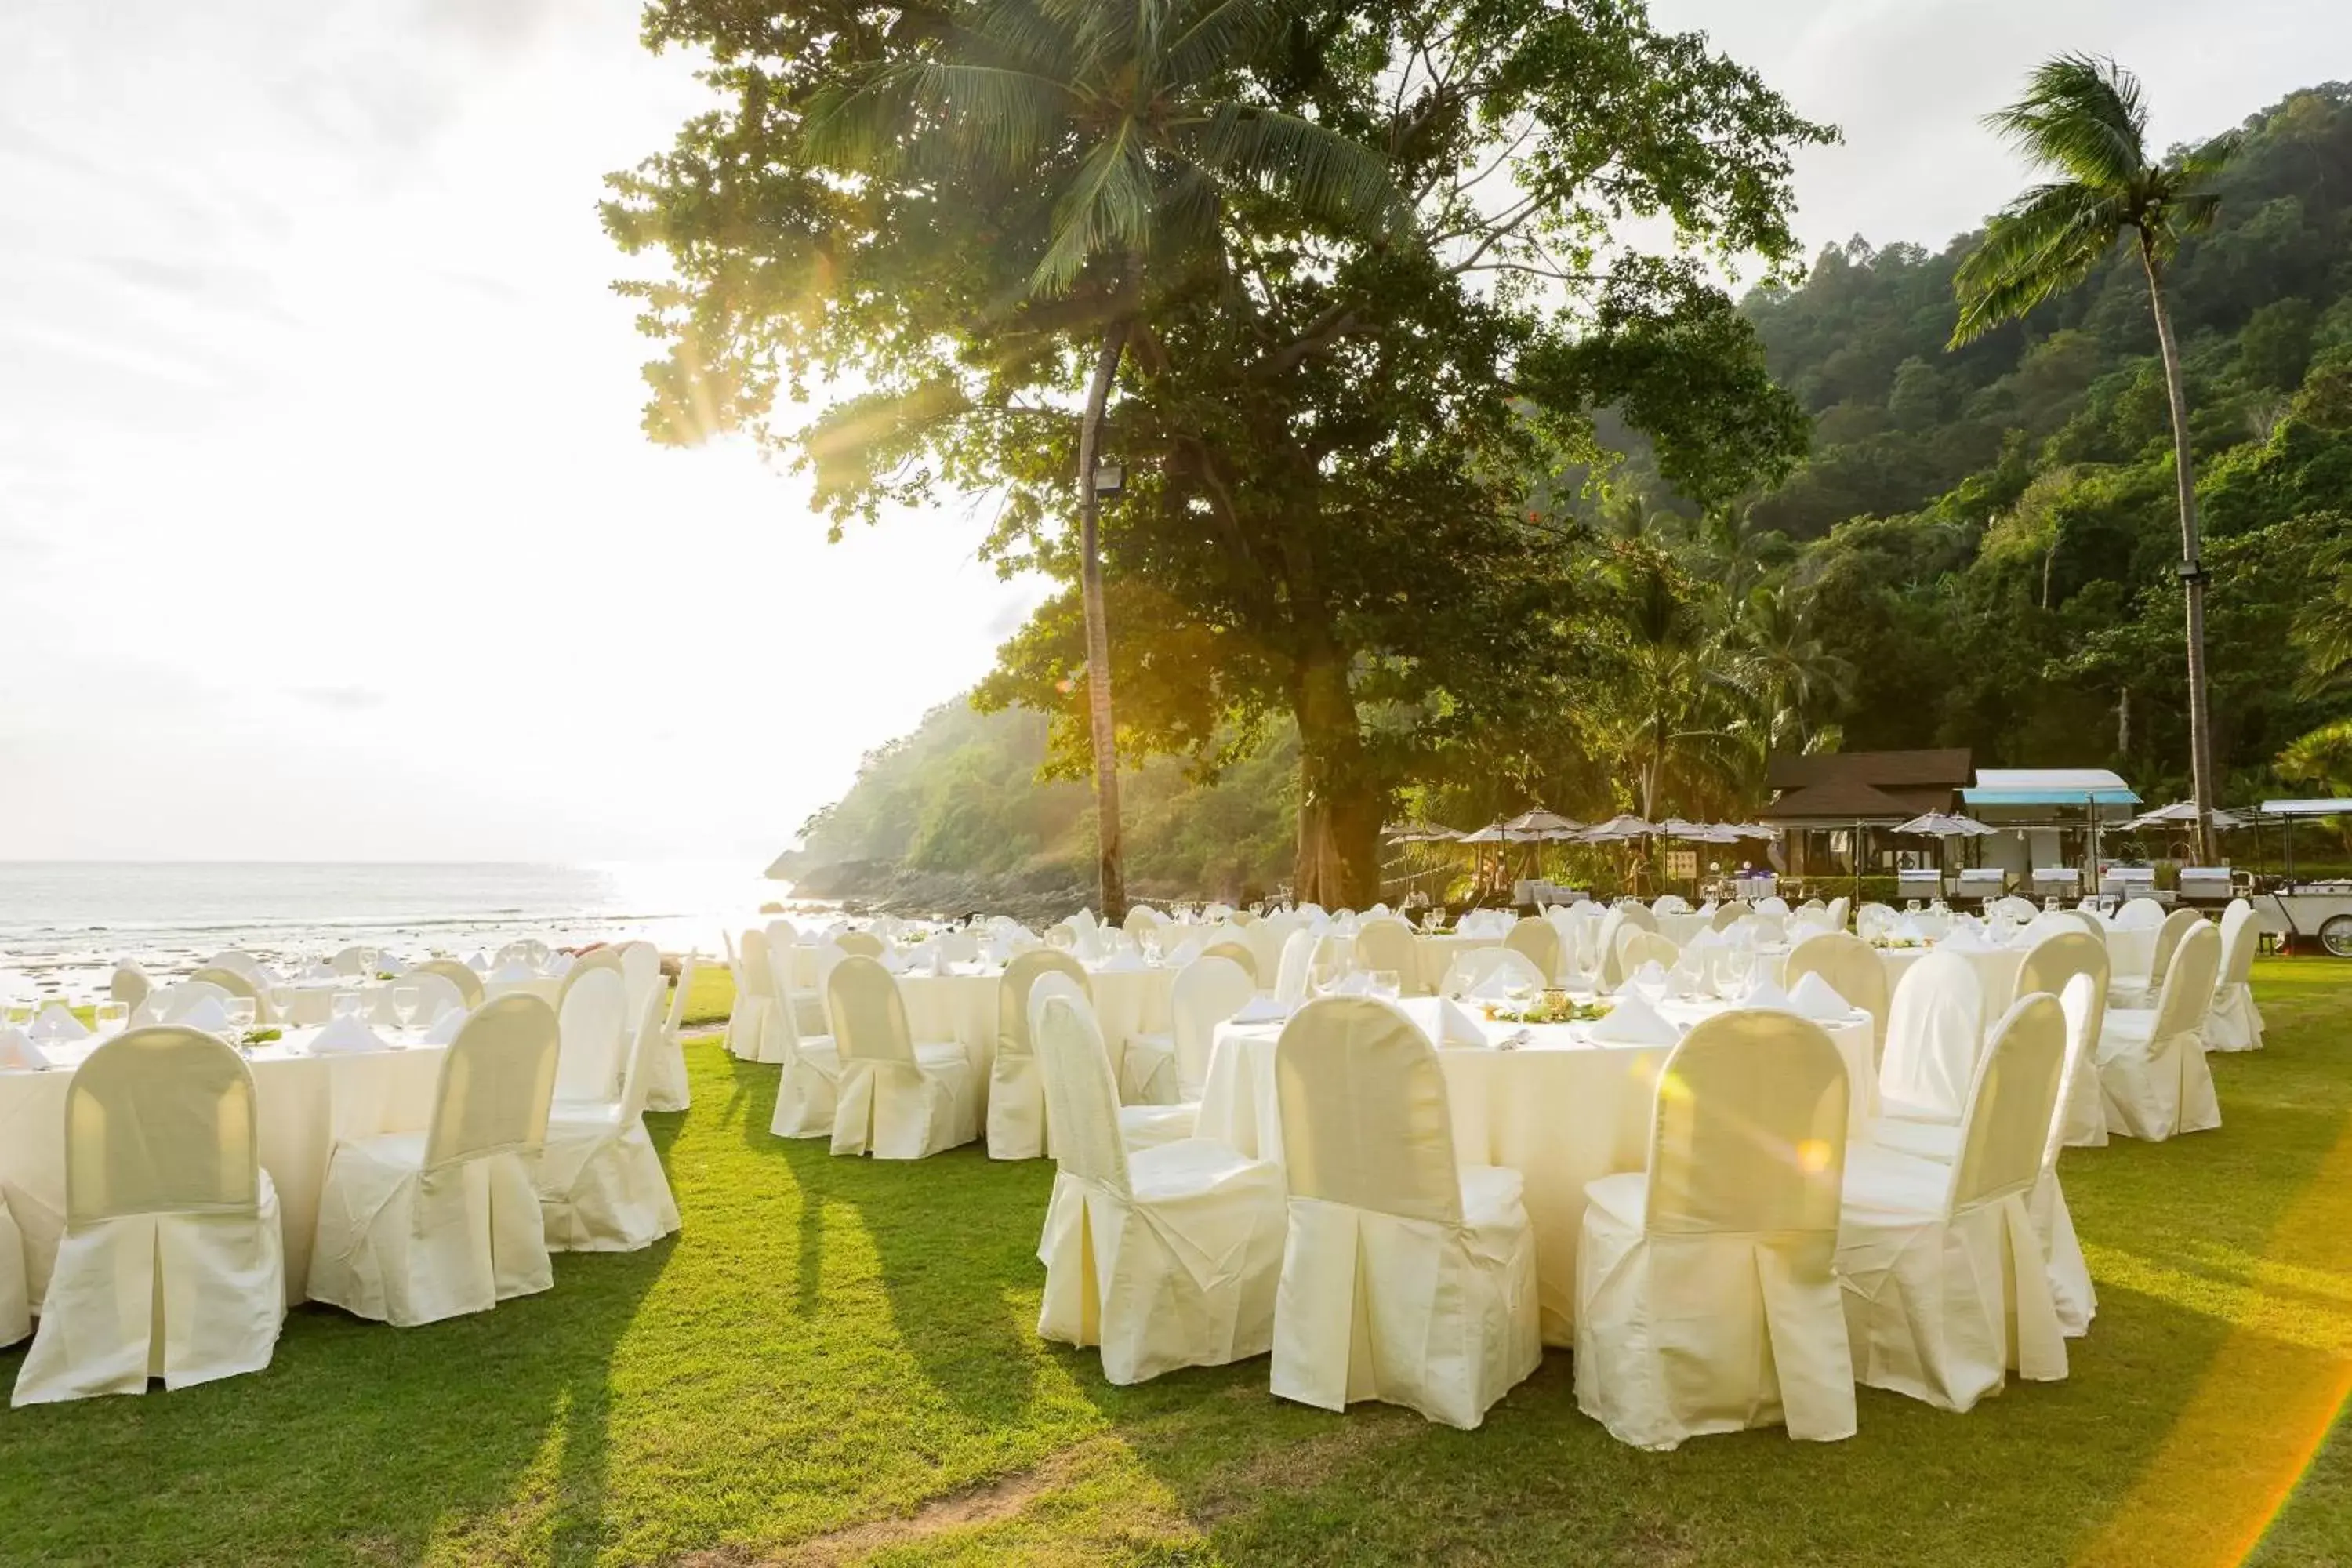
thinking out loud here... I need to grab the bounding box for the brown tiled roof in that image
[1760,779,1926,823]
[1765,749,1973,791]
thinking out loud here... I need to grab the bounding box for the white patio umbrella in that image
[1499,807,1584,841]
[1581,814,1657,842]
[1893,812,1998,838]
[2127,800,2245,832]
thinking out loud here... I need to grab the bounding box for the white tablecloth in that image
[894,965,1175,1082]
[1198,998,1875,1345]
[1870,946,2027,1014]
[1655,912,1715,946]
[1412,934,1500,991]
[485,975,562,1006]
[0,1029,447,1306]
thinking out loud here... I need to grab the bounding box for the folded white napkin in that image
[1891,916,1927,942]
[1739,978,1795,1012]
[465,952,492,972]
[378,953,410,976]
[1094,950,1145,974]
[1789,971,1853,1022]
[1467,967,1519,1000]
[422,1008,466,1045]
[1325,971,1371,996]
[307,1014,392,1054]
[878,947,908,974]
[1612,960,1669,998]
[301,963,337,982]
[31,1003,90,1043]
[1685,927,1724,951]
[490,960,537,982]
[178,996,232,1034]
[1072,907,1098,931]
[1231,996,1292,1025]
[1938,926,1991,953]
[1166,938,1203,967]
[0,1027,51,1070]
[1588,993,1678,1045]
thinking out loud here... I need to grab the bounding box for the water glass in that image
[1370,969,1401,1000]
[272,985,298,1025]
[391,984,422,1033]
[96,1000,129,1035]
[225,998,258,1036]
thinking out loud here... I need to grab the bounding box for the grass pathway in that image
[2,960,2349,1564]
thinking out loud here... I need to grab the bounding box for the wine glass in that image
[1141,931,1163,966]
[1370,969,1401,1000]
[1310,958,1342,996]
[225,997,258,1040]
[1720,946,1755,996]
[272,985,298,1026]
[95,1000,129,1035]
[391,984,422,1033]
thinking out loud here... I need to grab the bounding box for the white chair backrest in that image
[618,974,668,1120]
[1878,951,1986,1116]
[415,959,486,1009]
[425,995,560,1168]
[331,945,375,976]
[1352,918,1419,988]
[1274,927,1323,1005]
[154,979,232,1023]
[1122,905,1162,937]
[1946,993,2069,1215]
[826,956,916,1066]
[1446,946,1547,995]
[1729,913,1783,946]
[1595,907,1630,985]
[1274,997,1461,1225]
[2216,899,2259,989]
[1616,930,1681,977]
[2016,930,2109,1162]
[187,965,271,1022]
[1646,1009,1848,1238]
[1824,896,1850,933]
[1000,949,1091,1060]
[557,947,627,1009]
[2114,897,2166,930]
[738,929,780,1003]
[110,961,152,1011]
[64,1026,259,1225]
[372,971,464,1027]
[206,949,266,982]
[619,941,662,1017]
[834,931,886,960]
[1616,902,1660,933]
[663,956,698,1039]
[1031,992,1129,1193]
[1856,902,1897,939]
[2151,922,2223,1039]
[555,966,630,1104]
[763,920,802,977]
[1784,931,1889,1043]
[1991,896,2038,922]
[1504,917,1561,981]
[1711,899,1751,931]
[1171,955,1254,1092]
[1756,896,1791,916]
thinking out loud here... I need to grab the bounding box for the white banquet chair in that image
[1203,938,1259,985]
[1442,946,1548,998]
[1575,1010,1854,1450]
[14,1028,283,1404]
[1168,955,1255,1103]
[1868,953,1986,1150]
[1031,990,1285,1384]
[2017,933,2111,1149]
[644,953,695,1113]
[2110,908,2202,1007]
[727,928,779,1062]
[1504,917,1562,983]
[1613,930,1680,982]
[1710,899,1751,932]
[307,995,560,1327]
[2205,900,2264,1051]
[368,971,465,1030]
[1272,927,1324,1006]
[1836,993,2071,1412]
[1029,977,1197,1152]
[536,980,681,1252]
[187,964,279,1025]
[834,930,885,960]
[1268,997,1541,1430]
[767,934,842,1139]
[827,956,978,1160]
[989,950,1092,1160]
[1784,931,1889,1056]
[414,959,486,1011]
[1351,917,1423,996]
[331,944,378,977]
[2114,896,2165,930]
[109,960,153,1015]
[554,955,632,1106]
[2096,921,2223,1141]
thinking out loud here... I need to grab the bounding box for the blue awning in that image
[1962,787,2142,806]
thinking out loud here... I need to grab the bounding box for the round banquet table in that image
[0,1028,448,1308]
[893,964,1174,1083]
[278,979,388,1027]
[1870,945,2027,1014]
[1198,996,1876,1345]
[1412,934,1501,992]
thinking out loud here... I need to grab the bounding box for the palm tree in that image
[1950,54,2236,861]
[815,0,1394,917]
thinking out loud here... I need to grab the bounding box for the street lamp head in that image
[1091,461,1125,496]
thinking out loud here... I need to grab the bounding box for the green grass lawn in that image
[3,959,2350,1566]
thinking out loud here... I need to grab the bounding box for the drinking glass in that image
[1370,970,1401,1000]
[332,990,363,1022]
[96,1000,129,1035]
[1720,947,1755,995]
[1310,959,1341,996]
[272,985,298,1025]
[225,998,258,1036]
[392,984,422,1033]
[1141,932,1163,966]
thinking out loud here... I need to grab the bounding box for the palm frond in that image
[1983,53,2148,189]
[898,60,1079,171]
[1029,122,1155,295]
[1950,181,2126,345]
[1160,0,1287,89]
[1187,105,1398,230]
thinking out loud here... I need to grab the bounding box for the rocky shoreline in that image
[781,859,1107,927]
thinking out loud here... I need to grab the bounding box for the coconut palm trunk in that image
[1076,320,1128,920]
[2140,239,2217,866]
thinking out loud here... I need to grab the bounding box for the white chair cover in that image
[2111,907,2204,1007]
[644,954,694,1113]
[414,960,486,1010]
[2096,922,2223,1141]
[109,961,153,1013]
[2018,933,2111,1149]
[766,933,841,1140]
[14,1028,282,1403]
[187,965,277,1025]
[1504,918,1561,983]
[989,951,1091,1160]
[726,927,779,1062]
[1170,956,1254,1102]
[554,960,631,1106]
[1031,993,1284,1383]
[1575,1010,1854,1449]
[1352,918,1422,997]
[1268,997,1541,1429]
[1442,946,1548,997]
[306,996,559,1327]
[2114,897,2165,929]
[1836,994,2071,1411]
[367,972,464,1029]
[2205,900,2264,1051]
[1874,953,1985,1129]
[536,982,681,1252]
[1614,930,1680,980]
[827,958,978,1159]
[1785,932,1889,1056]
[1272,927,1323,1006]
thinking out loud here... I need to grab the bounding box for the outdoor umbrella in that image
[1893,812,1998,837]
[1718,822,1780,840]
[2126,801,2245,832]
[1581,814,1658,842]
[1384,821,1462,843]
[1499,808,1584,840]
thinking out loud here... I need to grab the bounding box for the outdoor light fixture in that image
[1091,460,1125,496]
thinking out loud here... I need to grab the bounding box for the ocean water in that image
[0,862,812,1001]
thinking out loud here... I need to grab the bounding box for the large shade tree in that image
[1950,53,2237,860]
[605,0,1828,906]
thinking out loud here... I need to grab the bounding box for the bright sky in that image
[2,0,2339,866]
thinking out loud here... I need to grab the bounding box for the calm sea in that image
[0,862,811,1001]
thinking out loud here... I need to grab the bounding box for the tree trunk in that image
[1292,649,1384,909]
[2141,240,2218,865]
[1077,320,1129,921]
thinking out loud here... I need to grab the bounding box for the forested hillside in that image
[785,82,2352,904]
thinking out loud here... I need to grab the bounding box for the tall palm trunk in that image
[1077,319,1128,920]
[2140,238,2217,866]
